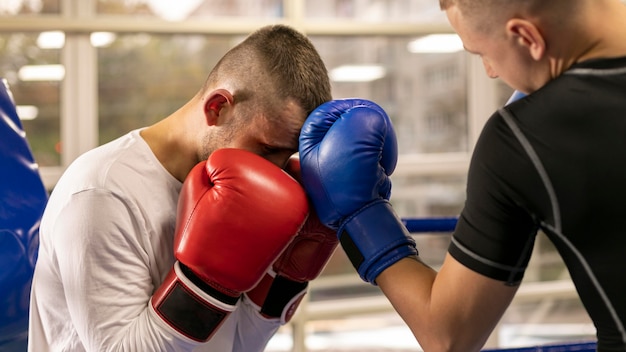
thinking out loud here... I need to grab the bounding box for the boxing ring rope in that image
[401,216,459,233]
[482,341,597,352]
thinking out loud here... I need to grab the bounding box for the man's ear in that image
[507,18,546,61]
[203,89,233,126]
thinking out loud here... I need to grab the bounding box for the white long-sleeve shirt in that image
[28,129,280,352]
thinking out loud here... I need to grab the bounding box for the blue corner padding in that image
[0,79,48,350]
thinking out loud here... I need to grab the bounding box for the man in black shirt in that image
[298,0,626,351]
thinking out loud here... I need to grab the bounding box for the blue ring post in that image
[0,78,48,350]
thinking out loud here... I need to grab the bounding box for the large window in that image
[97,34,234,143]
[304,0,448,23]
[0,33,61,166]
[0,0,59,15]
[0,1,592,351]
[97,0,283,19]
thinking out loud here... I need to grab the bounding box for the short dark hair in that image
[439,0,579,33]
[205,24,332,117]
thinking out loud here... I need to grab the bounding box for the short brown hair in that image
[205,24,332,118]
[439,0,579,33]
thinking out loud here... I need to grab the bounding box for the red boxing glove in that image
[246,156,338,323]
[151,148,308,342]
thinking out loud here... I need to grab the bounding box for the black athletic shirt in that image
[448,56,626,351]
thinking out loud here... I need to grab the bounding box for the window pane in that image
[97,34,237,144]
[311,36,469,155]
[0,0,60,16]
[97,0,283,19]
[305,0,447,23]
[0,33,61,167]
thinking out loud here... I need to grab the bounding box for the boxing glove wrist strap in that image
[246,270,308,324]
[179,263,240,305]
[151,261,239,342]
[262,275,308,322]
[338,200,418,284]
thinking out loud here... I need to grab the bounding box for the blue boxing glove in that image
[299,99,418,284]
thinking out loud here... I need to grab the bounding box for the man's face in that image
[202,98,305,169]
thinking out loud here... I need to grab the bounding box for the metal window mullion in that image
[467,54,498,151]
[60,0,97,168]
